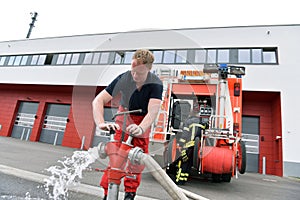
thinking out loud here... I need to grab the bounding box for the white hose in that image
[137,153,188,200]
[180,188,210,200]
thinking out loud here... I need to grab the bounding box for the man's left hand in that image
[127,124,144,136]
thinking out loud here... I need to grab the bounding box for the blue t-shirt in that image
[105,70,163,116]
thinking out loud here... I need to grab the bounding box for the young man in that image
[92,49,163,200]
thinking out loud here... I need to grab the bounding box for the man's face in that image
[131,59,149,84]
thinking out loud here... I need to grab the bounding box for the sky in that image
[0,0,299,42]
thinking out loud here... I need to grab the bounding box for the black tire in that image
[193,137,200,169]
[238,140,246,174]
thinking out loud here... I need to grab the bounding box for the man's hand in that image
[98,123,120,131]
[126,124,144,136]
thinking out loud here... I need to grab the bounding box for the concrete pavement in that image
[0,136,166,200]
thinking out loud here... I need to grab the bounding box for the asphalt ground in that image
[1,136,300,200]
[0,137,171,200]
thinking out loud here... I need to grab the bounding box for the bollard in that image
[20,128,25,140]
[53,132,58,145]
[26,129,30,141]
[80,136,85,150]
[262,156,266,175]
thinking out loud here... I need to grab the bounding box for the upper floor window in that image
[0,47,278,67]
[153,50,163,63]
[217,49,229,63]
[0,56,6,65]
[124,51,134,64]
[13,56,22,66]
[114,52,123,64]
[37,55,46,65]
[238,49,251,63]
[83,53,93,64]
[20,56,29,65]
[163,50,176,64]
[99,52,110,64]
[70,53,80,64]
[175,50,187,63]
[92,52,101,64]
[207,49,217,63]
[194,49,206,63]
[262,48,277,63]
[252,49,262,63]
[8,56,15,66]
[63,54,72,65]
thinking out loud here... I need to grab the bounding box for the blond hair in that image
[132,49,155,69]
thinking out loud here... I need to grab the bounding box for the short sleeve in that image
[105,72,126,97]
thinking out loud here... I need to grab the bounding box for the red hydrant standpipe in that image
[105,135,134,200]
[103,109,142,200]
[98,109,189,200]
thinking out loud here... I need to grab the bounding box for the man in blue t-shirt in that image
[92,49,163,200]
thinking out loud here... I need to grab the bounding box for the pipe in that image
[128,148,188,200]
[107,183,119,200]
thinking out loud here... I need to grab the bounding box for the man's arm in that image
[127,98,161,135]
[140,98,162,131]
[92,89,119,131]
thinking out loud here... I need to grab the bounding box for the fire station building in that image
[0,24,299,178]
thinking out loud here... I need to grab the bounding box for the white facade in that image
[0,24,299,176]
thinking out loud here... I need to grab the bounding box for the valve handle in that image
[109,129,115,135]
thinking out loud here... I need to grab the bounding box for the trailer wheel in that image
[167,136,180,164]
[193,137,200,169]
[237,140,246,174]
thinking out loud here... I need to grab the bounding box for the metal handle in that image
[112,109,142,120]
